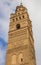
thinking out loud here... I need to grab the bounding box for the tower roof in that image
[10,4,28,18]
[16,4,27,12]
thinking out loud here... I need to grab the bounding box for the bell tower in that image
[6,4,36,65]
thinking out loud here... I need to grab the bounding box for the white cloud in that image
[0,19,9,42]
[0,48,6,65]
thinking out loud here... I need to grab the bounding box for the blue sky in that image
[0,0,41,65]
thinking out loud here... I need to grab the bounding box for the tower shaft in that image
[5,4,36,65]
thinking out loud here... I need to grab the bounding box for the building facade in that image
[5,4,36,65]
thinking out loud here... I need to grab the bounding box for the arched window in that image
[16,24,20,29]
[16,18,18,21]
[19,17,21,20]
[18,53,24,64]
[13,19,14,21]
[23,15,24,18]
[11,55,16,64]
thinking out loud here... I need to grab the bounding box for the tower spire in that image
[20,0,22,5]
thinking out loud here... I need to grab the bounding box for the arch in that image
[16,24,20,29]
[18,53,24,64]
[11,55,16,64]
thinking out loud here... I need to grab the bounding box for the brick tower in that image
[5,4,36,65]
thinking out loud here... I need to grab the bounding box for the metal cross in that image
[21,0,22,5]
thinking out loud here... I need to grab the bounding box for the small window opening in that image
[16,24,20,29]
[18,13,20,15]
[19,17,21,19]
[16,18,18,21]
[21,58,23,62]
[23,15,24,18]
[13,19,14,21]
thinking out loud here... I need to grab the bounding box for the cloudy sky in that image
[0,0,41,65]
